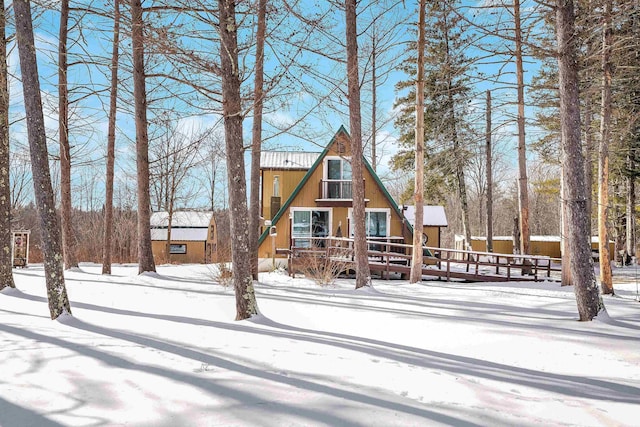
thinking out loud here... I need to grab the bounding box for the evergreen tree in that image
[393,0,476,248]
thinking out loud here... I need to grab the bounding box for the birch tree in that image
[14,0,72,318]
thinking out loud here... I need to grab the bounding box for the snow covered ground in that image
[1,263,639,426]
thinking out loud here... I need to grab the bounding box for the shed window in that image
[170,244,187,254]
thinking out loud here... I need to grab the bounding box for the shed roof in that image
[150,228,209,241]
[402,205,448,227]
[150,211,213,228]
[260,151,321,170]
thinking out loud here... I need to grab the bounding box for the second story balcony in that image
[316,179,367,206]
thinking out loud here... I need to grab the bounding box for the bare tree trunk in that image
[410,0,426,283]
[485,90,493,253]
[14,0,71,318]
[345,0,371,289]
[598,0,614,294]
[584,102,593,232]
[371,25,377,172]
[561,174,573,286]
[556,0,603,320]
[102,0,120,275]
[514,0,530,255]
[449,96,471,251]
[0,0,14,290]
[218,0,258,319]
[626,157,636,259]
[249,0,266,280]
[58,0,78,269]
[165,187,176,264]
[131,0,155,274]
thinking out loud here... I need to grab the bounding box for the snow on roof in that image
[402,205,448,227]
[150,228,209,241]
[260,151,321,170]
[150,211,213,228]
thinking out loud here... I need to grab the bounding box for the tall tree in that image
[514,0,531,255]
[14,0,72,319]
[555,0,603,321]
[218,0,259,319]
[131,0,156,274]
[58,0,78,270]
[598,0,614,294]
[345,0,371,289]
[410,0,426,284]
[102,0,121,275]
[0,0,14,290]
[485,90,493,253]
[249,0,267,280]
[393,1,474,249]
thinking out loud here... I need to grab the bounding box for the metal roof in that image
[260,151,321,170]
[402,205,448,227]
[150,228,209,241]
[150,211,213,228]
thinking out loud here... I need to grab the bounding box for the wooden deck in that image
[281,237,561,283]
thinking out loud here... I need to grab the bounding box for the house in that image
[257,126,425,270]
[401,205,448,248]
[150,211,217,264]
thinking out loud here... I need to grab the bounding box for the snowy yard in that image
[1,263,639,426]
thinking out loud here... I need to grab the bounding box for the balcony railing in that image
[319,179,354,199]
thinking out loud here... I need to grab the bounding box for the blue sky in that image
[8,0,549,210]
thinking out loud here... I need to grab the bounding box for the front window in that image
[349,208,390,239]
[292,209,330,248]
[366,211,388,237]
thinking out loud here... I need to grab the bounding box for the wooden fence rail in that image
[281,237,562,282]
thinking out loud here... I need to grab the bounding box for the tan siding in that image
[152,241,206,264]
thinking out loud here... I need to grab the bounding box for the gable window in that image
[325,157,352,199]
[291,208,331,248]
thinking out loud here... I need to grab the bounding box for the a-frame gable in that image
[258,126,414,245]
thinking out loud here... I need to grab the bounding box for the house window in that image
[325,157,352,199]
[366,211,388,237]
[349,208,390,238]
[273,175,280,197]
[170,244,187,254]
[291,209,330,248]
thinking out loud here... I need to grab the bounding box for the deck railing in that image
[283,237,562,282]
